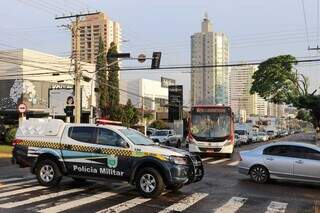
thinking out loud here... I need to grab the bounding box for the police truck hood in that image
[134,144,189,157]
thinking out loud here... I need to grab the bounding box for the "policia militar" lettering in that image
[73,165,124,176]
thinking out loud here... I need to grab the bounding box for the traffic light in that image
[151,52,161,69]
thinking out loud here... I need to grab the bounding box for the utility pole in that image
[55,12,100,123]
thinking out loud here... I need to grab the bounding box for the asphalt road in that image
[0,133,319,213]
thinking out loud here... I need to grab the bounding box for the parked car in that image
[149,129,182,148]
[234,129,249,144]
[249,132,259,143]
[257,132,269,142]
[239,142,320,184]
[266,130,276,139]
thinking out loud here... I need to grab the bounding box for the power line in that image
[301,0,310,48]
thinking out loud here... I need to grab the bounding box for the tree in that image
[296,109,312,122]
[122,99,139,127]
[250,54,319,128]
[96,36,108,116]
[250,55,303,104]
[149,120,168,129]
[106,42,120,120]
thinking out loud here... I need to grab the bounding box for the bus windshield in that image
[191,112,231,141]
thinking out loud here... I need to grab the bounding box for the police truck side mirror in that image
[118,139,128,148]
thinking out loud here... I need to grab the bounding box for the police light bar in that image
[96,119,122,126]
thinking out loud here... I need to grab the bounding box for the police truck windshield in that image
[191,112,231,141]
[120,129,154,145]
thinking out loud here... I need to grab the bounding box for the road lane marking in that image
[207,159,229,165]
[214,197,247,213]
[227,161,240,166]
[96,192,168,213]
[96,197,151,213]
[0,188,85,208]
[0,177,32,183]
[39,186,128,213]
[158,193,208,213]
[0,186,46,198]
[0,179,36,189]
[265,201,288,213]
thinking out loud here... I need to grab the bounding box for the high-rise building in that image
[230,64,258,119]
[191,13,229,106]
[72,13,121,64]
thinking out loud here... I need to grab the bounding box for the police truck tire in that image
[136,167,165,198]
[36,159,62,187]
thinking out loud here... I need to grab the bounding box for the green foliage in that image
[122,99,139,127]
[294,95,320,128]
[4,127,17,145]
[296,109,312,122]
[149,120,168,129]
[106,42,120,120]
[96,37,108,116]
[250,55,299,104]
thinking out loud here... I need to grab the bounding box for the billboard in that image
[48,88,74,116]
[161,77,175,88]
[168,85,183,122]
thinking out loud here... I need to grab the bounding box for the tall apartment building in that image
[230,64,258,119]
[191,14,230,106]
[72,13,121,64]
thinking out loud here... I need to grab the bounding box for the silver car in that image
[238,142,320,183]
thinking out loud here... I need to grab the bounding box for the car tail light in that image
[12,139,22,146]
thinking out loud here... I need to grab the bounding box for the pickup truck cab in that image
[12,119,203,198]
[149,129,182,148]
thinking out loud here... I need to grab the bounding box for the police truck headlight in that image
[169,156,189,165]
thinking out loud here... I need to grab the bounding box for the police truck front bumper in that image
[168,155,204,185]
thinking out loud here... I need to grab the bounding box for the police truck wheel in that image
[136,167,165,198]
[36,159,62,187]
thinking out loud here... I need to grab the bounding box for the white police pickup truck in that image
[12,119,203,198]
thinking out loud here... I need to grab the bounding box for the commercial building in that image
[0,49,95,122]
[120,78,168,119]
[191,13,230,106]
[230,64,259,120]
[72,13,121,64]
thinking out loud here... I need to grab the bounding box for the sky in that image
[1,0,320,104]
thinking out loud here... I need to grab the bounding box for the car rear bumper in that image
[238,167,249,175]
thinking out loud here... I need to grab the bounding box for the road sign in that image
[138,54,146,63]
[18,103,27,113]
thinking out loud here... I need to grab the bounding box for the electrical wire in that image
[301,0,311,48]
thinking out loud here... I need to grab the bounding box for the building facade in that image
[0,49,95,120]
[72,13,121,64]
[191,13,230,106]
[230,64,258,119]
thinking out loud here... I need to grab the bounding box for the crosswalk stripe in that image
[227,161,240,166]
[96,197,151,213]
[158,193,208,213]
[207,159,229,165]
[0,177,30,183]
[214,197,247,213]
[39,186,128,213]
[0,188,85,208]
[0,179,36,189]
[265,201,288,213]
[0,185,46,198]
